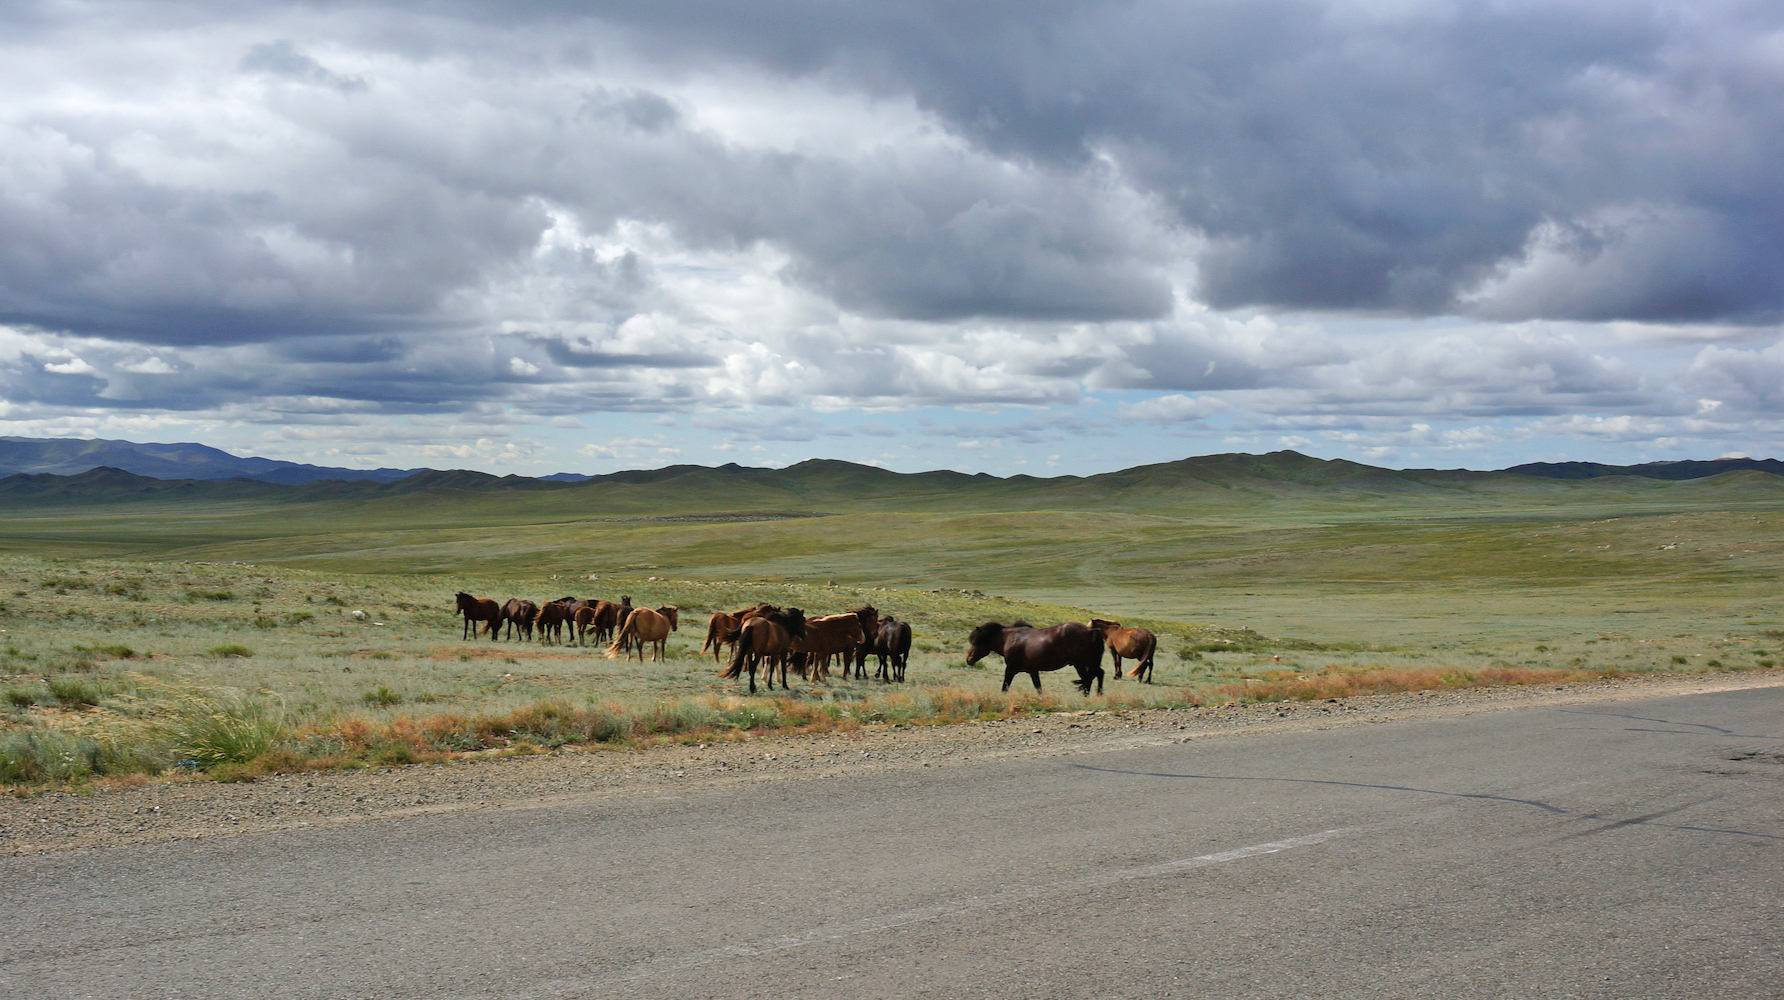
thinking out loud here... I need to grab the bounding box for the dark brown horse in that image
[1090,618,1159,683]
[534,598,574,645]
[845,605,880,680]
[720,608,806,694]
[702,603,775,665]
[872,616,913,683]
[456,592,502,640]
[966,621,1105,694]
[502,599,539,641]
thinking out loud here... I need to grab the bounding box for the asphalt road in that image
[5,686,1782,999]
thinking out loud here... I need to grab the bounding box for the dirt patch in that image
[5,670,1781,856]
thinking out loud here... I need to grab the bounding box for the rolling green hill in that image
[4,451,1784,645]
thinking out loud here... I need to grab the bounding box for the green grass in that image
[2,454,1783,787]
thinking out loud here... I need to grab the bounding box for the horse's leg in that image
[1111,652,1123,679]
[1028,670,1042,691]
[1001,664,1019,692]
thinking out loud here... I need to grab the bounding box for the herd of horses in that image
[453,592,1158,696]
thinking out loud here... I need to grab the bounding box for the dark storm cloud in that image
[459,0,1784,324]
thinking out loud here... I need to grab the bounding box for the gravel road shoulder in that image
[6,670,1782,856]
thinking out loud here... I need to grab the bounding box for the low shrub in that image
[362,686,403,707]
[77,643,135,659]
[46,675,107,708]
[185,588,234,602]
[208,644,253,658]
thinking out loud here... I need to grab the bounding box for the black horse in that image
[873,616,912,683]
[966,621,1105,694]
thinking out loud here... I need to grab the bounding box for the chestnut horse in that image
[456,592,502,640]
[872,616,913,683]
[608,606,680,662]
[966,621,1105,694]
[791,613,865,683]
[720,608,806,693]
[1090,618,1159,683]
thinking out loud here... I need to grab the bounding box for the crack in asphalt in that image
[1070,765,1784,841]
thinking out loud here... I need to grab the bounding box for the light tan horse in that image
[1090,618,1158,683]
[607,605,680,662]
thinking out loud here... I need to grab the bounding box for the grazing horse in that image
[456,592,503,640]
[721,608,806,694]
[873,616,913,683]
[575,600,622,646]
[608,606,680,662]
[791,613,865,683]
[534,599,574,645]
[966,621,1105,694]
[702,604,775,665]
[1090,618,1159,683]
[845,605,880,680]
[503,599,539,641]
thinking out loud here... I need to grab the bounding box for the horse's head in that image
[660,606,680,630]
[1089,618,1119,634]
[780,608,807,637]
[965,622,1005,665]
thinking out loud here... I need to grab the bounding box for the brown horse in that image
[608,606,680,662]
[966,621,1105,694]
[534,599,574,645]
[702,604,775,665]
[456,592,502,640]
[720,608,806,693]
[792,613,865,683]
[872,616,913,683]
[1090,618,1159,683]
[503,599,539,641]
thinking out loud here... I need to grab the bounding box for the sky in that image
[2,0,1783,477]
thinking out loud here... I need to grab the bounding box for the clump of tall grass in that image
[157,697,285,766]
[0,729,169,785]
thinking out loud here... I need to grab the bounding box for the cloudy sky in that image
[3,0,1782,476]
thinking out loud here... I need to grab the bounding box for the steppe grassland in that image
[4,469,1784,786]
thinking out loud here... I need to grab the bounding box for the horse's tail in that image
[720,625,752,679]
[605,618,634,659]
[702,616,726,655]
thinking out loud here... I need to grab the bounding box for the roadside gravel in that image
[6,670,1781,856]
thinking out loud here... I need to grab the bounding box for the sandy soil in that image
[6,670,1782,856]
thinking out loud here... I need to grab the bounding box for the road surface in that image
[5,685,1781,998]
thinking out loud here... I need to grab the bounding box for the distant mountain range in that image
[1504,458,1784,480]
[0,436,592,485]
[0,434,1775,488]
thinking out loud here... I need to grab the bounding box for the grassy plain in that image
[4,452,1783,786]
